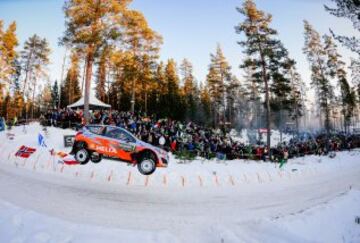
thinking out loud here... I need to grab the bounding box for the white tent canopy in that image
[67,92,111,110]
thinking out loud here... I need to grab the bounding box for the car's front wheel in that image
[137,154,156,175]
[75,148,90,165]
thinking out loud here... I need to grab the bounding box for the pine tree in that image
[20,34,50,118]
[121,9,162,113]
[0,21,18,112]
[0,21,18,82]
[96,49,109,102]
[61,0,130,122]
[286,60,306,134]
[41,81,53,111]
[154,61,167,117]
[61,51,81,107]
[325,0,360,56]
[12,89,24,119]
[1,93,10,120]
[303,21,334,134]
[225,75,241,125]
[235,0,290,150]
[206,45,232,126]
[51,80,59,109]
[180,59,197,121]
[350,60,360,102]
[243,64,262,129]
[164,59,183,120]
[270,54,298,137]
[138,54,157,114]
[324,35,356,132]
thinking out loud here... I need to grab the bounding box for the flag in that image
[62,156,79,165]
[15,146,36,158]
[38,133,47,147]
[51,150,79,165]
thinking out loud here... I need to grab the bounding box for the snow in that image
[0,123,360,243]
[231,128,293,145]
[0,199,175,243]
[235,190,360,243]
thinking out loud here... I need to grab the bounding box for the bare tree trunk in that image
[31,78,36,119]
[84,49,94,124]
[23,47,34,94]
[82,59,87,94]
[131,78,136,113]
[325,99,330,136]
[145,91,148,114]
[59,48,67,109]
[259,49,271,152]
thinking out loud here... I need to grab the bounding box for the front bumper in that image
[157,155,169,168]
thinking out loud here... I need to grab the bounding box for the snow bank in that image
[0,123,360,243]
[0,123,359,188]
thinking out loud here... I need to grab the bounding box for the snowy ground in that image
[0,123,359,243]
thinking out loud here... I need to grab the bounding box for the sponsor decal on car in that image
[95,145,117,153]
[113,143,136,152]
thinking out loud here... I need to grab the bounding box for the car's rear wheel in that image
[90,152,102,163]
[137,153,156,175]
[75,148,90,165]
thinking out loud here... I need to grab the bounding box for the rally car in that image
[70,125,169,175]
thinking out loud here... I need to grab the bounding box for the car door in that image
[103,127,136,161]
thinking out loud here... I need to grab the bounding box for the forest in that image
[0,0,359,140]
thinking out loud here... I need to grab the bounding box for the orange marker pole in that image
[214,175,220,186]
[198,176,203,187]
[257,173,262,183]
[163,175,167,186]
[126,171,132,186]
[181,176,185,187]
[22,158,28,167]
[108,170,113,182]
[229,176,235,186]
[144,175,149,186]
[33,160,37,171]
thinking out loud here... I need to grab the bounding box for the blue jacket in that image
[0,118,5,132]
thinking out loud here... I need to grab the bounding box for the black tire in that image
[75,148,90,165]
[90,153,102,163]
[137,153,156,175]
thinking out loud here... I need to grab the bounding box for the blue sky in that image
[0,0,358,87]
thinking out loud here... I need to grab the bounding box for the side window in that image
[119,129,136,143]
[105,127,136,143]
[104,127,121,140]
[87,126,104,135]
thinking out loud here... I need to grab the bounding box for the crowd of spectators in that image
[41,109,360,162]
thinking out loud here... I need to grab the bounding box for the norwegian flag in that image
[15,146,36,158]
